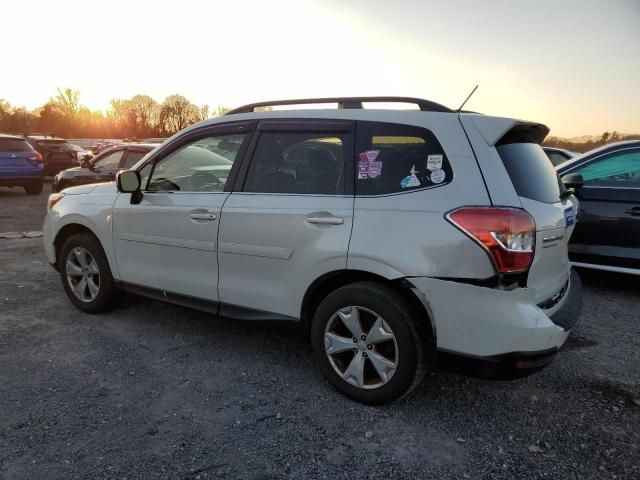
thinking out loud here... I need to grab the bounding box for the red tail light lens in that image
[27,153,43,165]
[447,207,536,273]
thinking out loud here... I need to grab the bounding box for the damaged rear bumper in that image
[407,269,582,378]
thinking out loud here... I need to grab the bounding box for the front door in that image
[218,120,355,318]
[112,127,252,300]
[568,147,640,269]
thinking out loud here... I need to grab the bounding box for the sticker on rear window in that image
[357,159,369,179]
[427,154,443,171]
[358,150,382,179]
[430,168,446,184]
[400,165,421,189]
[564,207,574,227]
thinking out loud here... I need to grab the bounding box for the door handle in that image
[189,212,217,221]
[306,216,344,225]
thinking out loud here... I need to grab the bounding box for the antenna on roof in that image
[456,85,478,112]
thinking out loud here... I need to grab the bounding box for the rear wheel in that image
[24,181,43,195]
[311,282,429,405]
[58,233,119,313]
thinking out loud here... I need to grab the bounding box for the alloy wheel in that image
[65,247,101,303]
[324,306,399,389]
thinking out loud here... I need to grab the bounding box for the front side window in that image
[244,132,346,194]
[574,150,640,187]
[355,121,452,195]
[93,150,124,169]
[147,134,247,192]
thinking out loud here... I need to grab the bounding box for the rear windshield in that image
[37,140,71,149]
[0,139,33,152]
[496,143,565,204]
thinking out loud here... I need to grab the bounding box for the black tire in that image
[310,282,430,405]
[58,233,119,313]
[24,181,43,195]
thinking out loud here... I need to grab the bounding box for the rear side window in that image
[0,139,33,152]
[355,121,452,195]
[497,143,564,204]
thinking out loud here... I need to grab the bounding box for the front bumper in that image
[408,269,582,361]
[43,213,56,266]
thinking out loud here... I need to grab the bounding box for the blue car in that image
[0,134,44,194]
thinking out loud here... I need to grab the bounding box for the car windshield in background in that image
[0,139,33,152]
[497,143,565,204]
[37,140,72,149]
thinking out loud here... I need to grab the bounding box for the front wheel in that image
[310,282,430,405]
[58,233,119,313]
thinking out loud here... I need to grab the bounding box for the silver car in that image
[44,97,582,404]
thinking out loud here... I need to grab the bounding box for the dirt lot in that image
[1,184,639,480]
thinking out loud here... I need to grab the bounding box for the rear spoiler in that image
[468,115,550,146]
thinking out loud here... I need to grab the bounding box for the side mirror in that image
[80,157,91,168]
[561,173,583,189]
[116,170,141,193]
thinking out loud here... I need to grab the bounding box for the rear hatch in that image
[495,139,577,305]
[36,140,76,164]
[0,138,39,173]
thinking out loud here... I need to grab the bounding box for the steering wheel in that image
[190,170,223,191]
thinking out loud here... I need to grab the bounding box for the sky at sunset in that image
[3,0,639,137]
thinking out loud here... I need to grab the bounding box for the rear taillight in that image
[446,207,535,273]
[27,153,43,165]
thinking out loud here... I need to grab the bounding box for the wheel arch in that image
[301,269,436,342]
[53,223,102,269]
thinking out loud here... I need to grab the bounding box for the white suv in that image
[43,97,582,404]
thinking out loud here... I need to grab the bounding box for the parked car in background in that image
[557,140,640,275]
[543,146,577,166]
[44,96,582,405]
[70,144,91,164]
[0,134,44,194]
[52,143,156,193]
[24,134,77,176]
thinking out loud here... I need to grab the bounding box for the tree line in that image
[0,88,233,139]
[544,131,639,153]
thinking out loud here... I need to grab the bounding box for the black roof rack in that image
[225,96,453,115]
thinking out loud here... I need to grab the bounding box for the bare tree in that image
[198,104,210,121]
[51,88,81,126]
[213,105,232,117]
[159,95,200,134]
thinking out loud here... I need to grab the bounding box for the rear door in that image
[561,147,640,270]
[217,119,355,319]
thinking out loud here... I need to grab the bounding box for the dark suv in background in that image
[24,134,77,176]
[52,143,156,192]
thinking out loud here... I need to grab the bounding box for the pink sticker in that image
[369,161,382,178]
[358,160,369,179]
[365,150,380,162]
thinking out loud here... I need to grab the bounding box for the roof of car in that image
[0,133,26,140]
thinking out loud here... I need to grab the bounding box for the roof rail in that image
[225,96,453,115]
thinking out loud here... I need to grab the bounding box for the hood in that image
[61,182,117,195]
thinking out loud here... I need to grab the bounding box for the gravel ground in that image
[0,186,639,479]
